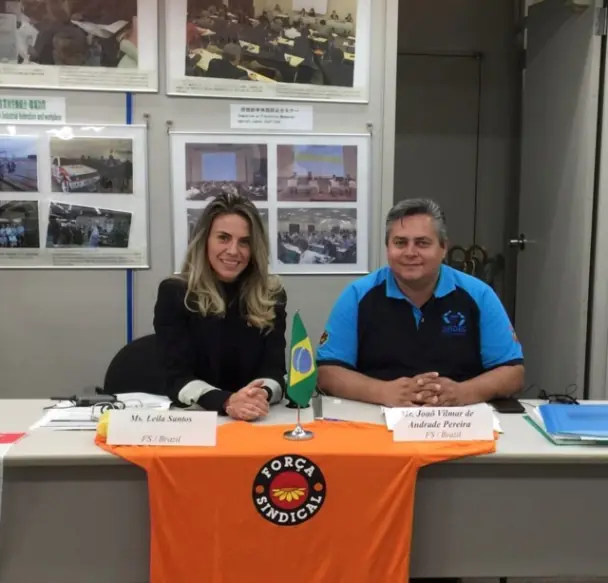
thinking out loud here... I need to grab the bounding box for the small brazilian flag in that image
[287,312,317,407]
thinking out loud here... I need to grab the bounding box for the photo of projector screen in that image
[185,143,268,202]
[277,144,357,202]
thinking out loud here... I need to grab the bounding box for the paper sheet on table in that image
[30,393,171,431]
[382,403,503,434]
[72,20,128,39]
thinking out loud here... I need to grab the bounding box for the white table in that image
[0,398,608,582]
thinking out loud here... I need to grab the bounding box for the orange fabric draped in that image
[97,420,495,583]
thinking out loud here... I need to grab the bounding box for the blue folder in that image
[539,404,608,438]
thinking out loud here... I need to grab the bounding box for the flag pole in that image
[284,309,314,441]
[283,403,313,441]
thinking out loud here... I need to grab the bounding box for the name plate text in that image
[393,406,494,442]
[107,410,217,447]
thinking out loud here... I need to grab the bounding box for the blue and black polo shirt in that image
[316,264,523,382]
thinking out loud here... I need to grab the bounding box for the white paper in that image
[72,20,128,39]
[0,95,65,123]
[230,104,313,131]
[107,410,218,447]
[30,393,171,431]
[383,403,502,433]
[392,404,496,442]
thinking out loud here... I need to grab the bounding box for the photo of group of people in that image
[185,143,267,202]
[277,208,356,265]
[0,200,39,248]
[168,0,369,100]
[47,202,131,248]
[50,137,134,194]
[277,144,357,201]
[0,124,148,268]
[0,136,38,192]
[172,134,368,274]
[0,0,158,91]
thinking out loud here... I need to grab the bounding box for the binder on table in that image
[525,405,608,446]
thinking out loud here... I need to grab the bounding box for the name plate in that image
[106,410,217,447]
[393,406,494,442]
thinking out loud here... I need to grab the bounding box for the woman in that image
[154,193,286,421]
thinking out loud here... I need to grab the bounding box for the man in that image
[207,43,249,80]
[317,198,524,408]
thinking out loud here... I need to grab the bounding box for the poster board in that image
[0,0,158,92]
[170,131,369,275]
[0,123,149,268]
[166,0,370,102]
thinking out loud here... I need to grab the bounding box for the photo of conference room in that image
[277,207,356,265]
[277,144,357,202]
[185,143,268,202]
[0,0,139,68]
[187,206,269,241]
[185,1,356,87]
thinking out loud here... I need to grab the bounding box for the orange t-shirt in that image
[97,420,495,583]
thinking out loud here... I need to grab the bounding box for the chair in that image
[102,334,166,395]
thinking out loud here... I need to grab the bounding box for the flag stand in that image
[283,404,314,441]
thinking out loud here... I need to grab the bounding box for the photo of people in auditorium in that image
[185,1,356,86]
[185,143,268,202]
[277,144,357,201]
[46,203,131,248]
[277,208,356,265]
[0,0,139,68]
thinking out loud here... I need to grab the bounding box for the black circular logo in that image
[252,455,327,526]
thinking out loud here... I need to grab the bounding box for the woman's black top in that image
[153,277,287,411]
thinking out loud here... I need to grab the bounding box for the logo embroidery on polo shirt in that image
[442,310,467,336]
[252,455,327,526]
[319,331,328,345]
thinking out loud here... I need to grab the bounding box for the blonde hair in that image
[178,193,283,330]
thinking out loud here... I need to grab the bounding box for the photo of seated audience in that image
[46,202,131,248]
[185,1,357,87]
[187,206,268,241]
[185,143,268,201]
[277,144,357,201]
[50,137,134,194]
[277,207,357,264]
[0,201,39,248]
[0,0,139,68]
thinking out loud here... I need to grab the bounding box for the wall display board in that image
[166,0,370,102]
[0,123,149,268]
[0,0,158,92]
[170,131,369,275]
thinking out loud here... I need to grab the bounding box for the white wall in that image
[0,0,396,397]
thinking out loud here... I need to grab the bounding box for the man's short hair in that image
[222,43,241,62]
[385,198,447,245]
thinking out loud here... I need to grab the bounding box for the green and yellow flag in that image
[287,312,317,407]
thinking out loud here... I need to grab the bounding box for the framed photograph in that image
[170,132,369,274]
[0,123,149,269]
[49,137,133,194]
[0,135,39,192]
[0,0,158,92]
[47,201,131,248]
[277,144,357,201]
[185,142,267,202]
[165,0,371,102]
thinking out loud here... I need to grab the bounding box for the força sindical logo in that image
[252,455,326,526]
